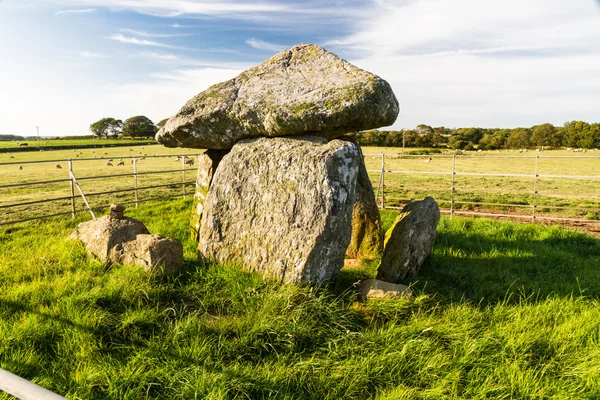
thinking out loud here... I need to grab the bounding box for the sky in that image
[1,0,599,136]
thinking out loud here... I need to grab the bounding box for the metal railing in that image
[0,154,200,226]
[365,153,600,224]
[0,367,66,400]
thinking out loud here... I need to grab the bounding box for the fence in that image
[365,153,600,224]
[0,154,200,226]
[1,152,599,227]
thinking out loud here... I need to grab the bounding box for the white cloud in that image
[54,8,96,15]
[107,33,175,48]
[245,37,286,52]
[118,28,190,38]
[137,51,179,61]
[79,51,107,58]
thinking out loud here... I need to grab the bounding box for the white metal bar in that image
[0,367,67,400]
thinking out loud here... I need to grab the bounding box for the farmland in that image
[1,144,599,226]
[0,138,154,150]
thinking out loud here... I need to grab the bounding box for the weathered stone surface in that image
[357,279,413,300]
[190,150,228,241]
[69,216,150,262]
[157,43,399,149]
[344,139,383,258]
[113,234,184,275]
[376,197,440,283]
[110,204,125,212]
[198,136,359,286]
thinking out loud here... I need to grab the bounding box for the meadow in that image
[0,144,203,224]
[0,138,154,150]
[1,198,600,399]
[1,144,599,226]
[363,147,600,221]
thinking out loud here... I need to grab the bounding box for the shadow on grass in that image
[406,223,600,304]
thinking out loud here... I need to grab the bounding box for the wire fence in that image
[1,152,599,227]
[0,154,201,226]
[365,153,600,224]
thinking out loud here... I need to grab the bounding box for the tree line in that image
[347,121,600,150]
[90,116,168,139]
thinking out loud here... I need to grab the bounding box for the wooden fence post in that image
[380,153,385,209]
[133,157,139,208]
[181,156,186,198]
[68,158,76,218]
[450,155,456,219]
[532,155,539,223]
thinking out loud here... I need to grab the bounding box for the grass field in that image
[0,138,154,149]
[0,144,203,224]
[1,198,600,399]
[363,147,600,220]
[1,144,599,225]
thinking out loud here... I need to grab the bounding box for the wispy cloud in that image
[245,38,286,52]
[79,51,107,58]
[54,8,96,15]
[137,51,179,61]
[118,28,190,38]
[108,34,174,48]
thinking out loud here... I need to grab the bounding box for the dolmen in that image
[157,43,399,286]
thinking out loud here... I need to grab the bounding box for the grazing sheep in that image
[130,159,135,164]
[175,156,180,161]
[91,150,95,153]
[18,165,22,170]
[106,161,113,167]
[185,158,195,166]
[56,164,62,169]
[424,158,432,163]
[138,152,142,155]
[9,155,14,159]
[117,160,125,166]
[129,148,133,151]
[108,159,113,163]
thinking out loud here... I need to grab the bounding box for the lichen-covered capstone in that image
[344,140,383,258]
[189,150,228,241]
[198,136,359,286]
[376,197,440,283]
[157,43,399,149]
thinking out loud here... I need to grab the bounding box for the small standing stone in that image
[110,203,126,219]
[376,197,440,283]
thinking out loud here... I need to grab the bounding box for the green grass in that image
[1,199,600,399]
[364,147,600,220]
[0,138,154,149]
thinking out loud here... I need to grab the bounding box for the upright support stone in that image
[190,150,227,241]
[198,136,359,286]
[376,197,440,283]
[343,138,383,259]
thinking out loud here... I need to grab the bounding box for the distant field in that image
[0,138,154,149]
[1,144,599,225]
[0,144,204,224]
[363,147,600,221]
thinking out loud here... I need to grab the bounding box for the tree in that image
[122,116,157,139]
[90,117,123,139]
[530,123,556,148]
[506,128,531,149]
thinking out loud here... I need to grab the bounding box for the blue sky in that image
[1,0,600,136]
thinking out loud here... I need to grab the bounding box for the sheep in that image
[9,155,14,159]
[138,152,142,155]
[117,160,125,166]
[18,165,22,170]
[107,159,113,163]
[106,161,113,167]
[103,152,108,155]
[185,158,195,166]
[424,158,432,163]
[56,164,62,169]
[175,156,180,161]
[129,148,133,151]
